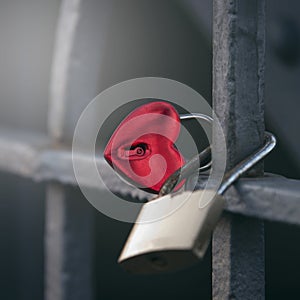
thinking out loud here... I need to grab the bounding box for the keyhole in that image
[118,143,150,160]
[134,146,145,156]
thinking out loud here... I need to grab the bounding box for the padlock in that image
[118,132,276,274]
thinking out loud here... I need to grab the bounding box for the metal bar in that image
[48,0,112,144]
[45,184,65,300]
[1,128,300,224]
[224,176,300,225]
[44,0,114,298]
[0,128,149,199]
[212,0,266,299]
[45,183,94,300]
[0,128,50,178]
[48,0,81,142]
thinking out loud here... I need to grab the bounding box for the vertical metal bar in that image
[45,184,65,300]
[45,0,111,298]
[48,0,112,144]
[212,0,265,299]
[48,0,81,142]
[45,2,91,299]
[45,184,94,300]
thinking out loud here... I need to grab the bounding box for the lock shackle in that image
[179,113,213,171]
[218,131,276,195]
[156,113,214,197]
[159,131,276,197]
[158,146,211,197]
[180,113,213,123]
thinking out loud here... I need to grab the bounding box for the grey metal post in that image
[45,184,94,300]
[212,0,265,299]
[45,0,112,299]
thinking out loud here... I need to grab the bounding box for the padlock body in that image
[118,190,224,274]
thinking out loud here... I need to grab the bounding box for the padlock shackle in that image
[218,132,277,195]
[179,113,213,173]
[159,131,276,197]
[180,113,213,123]
[156,112,214,197]
[158,146,211,197]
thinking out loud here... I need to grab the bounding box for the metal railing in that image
[0,1,300,300]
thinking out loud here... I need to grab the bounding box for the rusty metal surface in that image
[225,176,300,225]
[212,0,266,299]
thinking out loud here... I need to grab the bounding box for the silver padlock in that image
[118,132,276,274]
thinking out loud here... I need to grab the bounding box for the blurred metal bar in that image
[48,0,81,142]
[0,128,148,199]
[45,2,90,300]
[212,0,266,299]
[45,184,65,300]
[45,183,94,300]
[45,0,111,298]
[0,128,50,178]
[48,0,112,144]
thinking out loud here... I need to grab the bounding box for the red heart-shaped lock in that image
[103,101,185,193]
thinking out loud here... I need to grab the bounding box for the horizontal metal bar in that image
[0,128,148,199]
[0,128,50,178]
[224,175,300,225]
[196,174,300,225]
[1,129,300,224]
